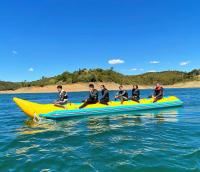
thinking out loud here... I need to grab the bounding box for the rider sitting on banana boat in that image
[131,85,140,103]
[115,85,128,104]
[149,83,164,103]
[54,85,68,109]
[100,85,110,105]
[79,84,99,109]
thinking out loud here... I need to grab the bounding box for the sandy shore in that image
[0,81,199,94]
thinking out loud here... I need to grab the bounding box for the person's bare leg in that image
[153,97,162,103]
[120,96,124,104]
[54,103,67,109]
[132,98,140,103]
[100,99,109,105]
[132,97,140,103]
[79,101,88,109]
[153,98,157,103]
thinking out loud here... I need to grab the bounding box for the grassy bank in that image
[0,81,200,94]
[0,68,199,92]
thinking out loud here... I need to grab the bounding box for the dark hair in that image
[89,84,94,88]
[119,85,123,89]
[57,85,62,89]
[101,85,106,89]
[135,85,138,89]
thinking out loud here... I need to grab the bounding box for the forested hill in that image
[0,68,199,91]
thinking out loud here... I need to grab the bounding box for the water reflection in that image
[18,107,180,136]
[17,119,56,135]
[87,116,111,132]
[86,107,180,131]
[16,144,39,154]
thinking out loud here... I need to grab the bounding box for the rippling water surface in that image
[0,88,200,172]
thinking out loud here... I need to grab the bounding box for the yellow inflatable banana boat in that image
[13,96,183,119]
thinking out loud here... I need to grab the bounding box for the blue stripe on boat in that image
[40,100,183,119]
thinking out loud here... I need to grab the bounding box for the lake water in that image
[0,88,200,172]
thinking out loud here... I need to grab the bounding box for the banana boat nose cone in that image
[13,97,36,118]
[13,97,20,104]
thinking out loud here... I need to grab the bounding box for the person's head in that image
[100,85,106,90]
[155,83,161,88]
[133,85,138,89]
[119,85,123,90]
[57,85,62,92]
[89,84,95,91]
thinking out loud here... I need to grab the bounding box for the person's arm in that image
[155,88,163,98]
[90,90,98,99]
[60,91,67,100]
[134,90,140,97]
[120,90,126,96]
[156,88,163,98]
[101,90,108,99]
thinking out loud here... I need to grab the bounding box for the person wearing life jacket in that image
[152,83,164,103]
[131,85,140,103]
[115,85,128,104]
[54,85,68,109]
[100,85,109,105]
[79,84,99,108]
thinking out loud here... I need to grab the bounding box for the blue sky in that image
[0,0,200,81]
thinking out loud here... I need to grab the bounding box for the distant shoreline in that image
[0,81,199,94]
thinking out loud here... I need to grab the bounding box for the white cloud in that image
[150,61,159,64]
[12,50,18,55]
[130,68,137,71]
[148,70,157,73]
[108,59,124,65]
[180,61,190,66]
[130,68,144,71]
[28,67,34,72]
